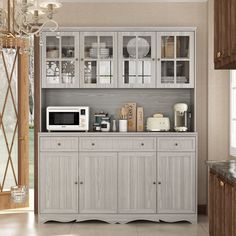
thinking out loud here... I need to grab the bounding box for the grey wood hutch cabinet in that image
[39,27,197,224]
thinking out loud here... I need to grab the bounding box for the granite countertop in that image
[207,160,236,184]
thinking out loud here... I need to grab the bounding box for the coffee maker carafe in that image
[174,103,188,132]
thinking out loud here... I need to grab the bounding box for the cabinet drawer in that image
[117,138,156,151]
[157,137,195,152]
[40,137,78,152]
[80,137,115,151]
[80,137,156,151]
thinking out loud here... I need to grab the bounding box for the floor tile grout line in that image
[199,223,209,234]
[0,212,209,236]
[135,223,139,236]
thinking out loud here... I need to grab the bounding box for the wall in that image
[42,89,193,131]
[54,2,208,205]
[208,0,230,162]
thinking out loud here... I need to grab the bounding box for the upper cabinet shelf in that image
[41,29,195,89]
[118,32,156,88]
[157,32,194,88]
[42,32,80,88]
[80,32,117,88]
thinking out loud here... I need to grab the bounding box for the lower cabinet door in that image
[118,152,157,213]
[157,152,195,213]
[215,175,225,236]
[209,172,217,236]
[224,180,234,236]
[216,176,233,236]
[79,152,117,213]
[233,187,236,236]
[209,172,235,236]
[40,152,78,214]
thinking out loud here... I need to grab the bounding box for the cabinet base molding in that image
[197,204,207,215]
[39,213,197,224]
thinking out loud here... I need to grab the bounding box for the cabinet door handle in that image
[217,51,221,58]
[74,181,78,185]
[175,143,178,146]
[75,58,79,61]
[80,181,83,185]
[57,143,61,146]
[153,181,156,185]
[219,180,225,187]
[152,58,155,61]
[141,143,144,146]
[158,182,161,185]
[91,143,95,146]
[81,58,84,61]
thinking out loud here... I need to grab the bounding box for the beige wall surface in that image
[54,2,208,205]
[208,0,230,162]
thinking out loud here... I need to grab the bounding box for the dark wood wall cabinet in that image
[214,0,236,69]
[209,170,236,236]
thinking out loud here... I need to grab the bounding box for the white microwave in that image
[46,106,89,131]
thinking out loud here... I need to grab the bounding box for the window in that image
[230,71,236,156]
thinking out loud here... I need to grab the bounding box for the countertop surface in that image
[207,160,236,184]
[39,131,198,137]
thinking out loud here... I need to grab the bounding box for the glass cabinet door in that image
[157,32,194,88]
[176,36,190,85]
[42,32,79,88]
[119,32,155,88]
[161,36,175,84]
[80,32,117,88]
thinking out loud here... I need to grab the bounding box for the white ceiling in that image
[61,0,208,3]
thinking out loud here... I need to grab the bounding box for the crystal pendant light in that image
[0,0,62,54]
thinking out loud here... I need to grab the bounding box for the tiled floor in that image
[0,212,209,236]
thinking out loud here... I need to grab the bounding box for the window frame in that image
[230,71,236,157]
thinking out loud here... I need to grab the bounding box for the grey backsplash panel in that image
[42,89,193,131]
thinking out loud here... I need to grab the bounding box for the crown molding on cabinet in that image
[61,0,208,3]
[44,26,197,32]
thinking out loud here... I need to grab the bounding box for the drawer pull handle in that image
[80,181,83,185]
[158,182,161,185]
[74,181,78,185]
[175,143,178,146]
[57,143,61,146]
[141,143,144,146]
[153,181,156,185]
[220,180,224,187]
[217,51,221,58]
[91,143,95,146]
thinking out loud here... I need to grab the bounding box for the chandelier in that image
[0,0,62,54]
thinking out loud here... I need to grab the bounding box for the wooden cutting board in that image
[137,107,144,132]
[125,103,137,132]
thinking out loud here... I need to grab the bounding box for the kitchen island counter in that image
[207,160,236,236]
[207,160,236,184]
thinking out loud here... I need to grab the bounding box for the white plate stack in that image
[161,76,174,84]
[100,48,110,58]
[176,76,187,83]
[89,43,110,59]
